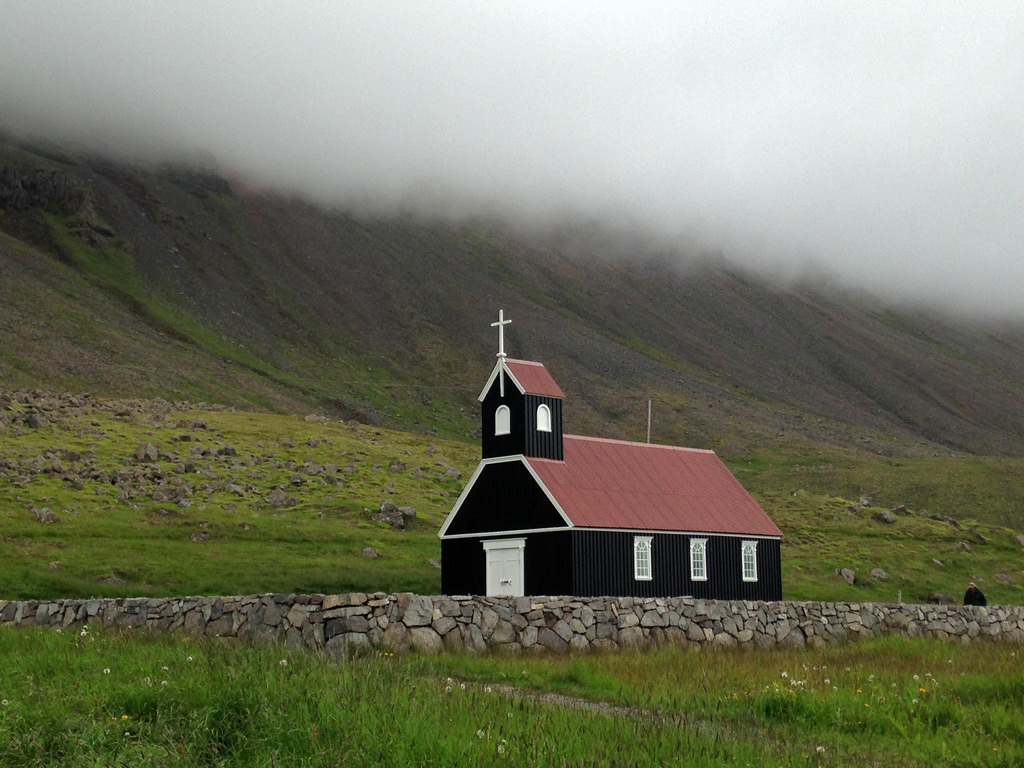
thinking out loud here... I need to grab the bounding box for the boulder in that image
[373,501,416,529]
[32,507,59,524]
[835,567,856,585]
[135,443,160,462]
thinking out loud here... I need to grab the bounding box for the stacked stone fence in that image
[2,594,1022,655]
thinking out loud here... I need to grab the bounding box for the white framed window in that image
[633,536,653,581]
[690,538,707,581]
[495,404,510,436]
[536,403,552,432]
[741,540,758,582]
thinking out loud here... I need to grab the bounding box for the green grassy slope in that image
[2,395,1022,604]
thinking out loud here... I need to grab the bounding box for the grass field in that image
[1,625,1021,767]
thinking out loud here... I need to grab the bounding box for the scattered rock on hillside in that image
[267,488,298,508]
[928,592,955,605]
[32,506,59,523]
[445,468,462,480]
[835,567,856,585]
[136,443,160,462]
[869,568,888,582]
[873,509,896,524]
[362,547,379,559]
[1015,534,1024,550]
[389,459,406,473]
[958,541,972,552]
[373,501,416,529]
[428,559,441,570]
[930,512,961,528]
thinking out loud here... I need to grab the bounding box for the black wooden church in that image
[438,311,783,600]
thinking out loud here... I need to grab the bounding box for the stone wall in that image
[2,593,1022,654]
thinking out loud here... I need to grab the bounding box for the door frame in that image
[482,537,526,596]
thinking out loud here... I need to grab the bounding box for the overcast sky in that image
[2,2,1023,315]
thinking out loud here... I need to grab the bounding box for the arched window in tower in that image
[536,403,552,432]
[495,404,511,436]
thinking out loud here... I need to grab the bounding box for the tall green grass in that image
[1,626,1021,767]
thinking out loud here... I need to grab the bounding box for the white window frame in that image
[690,538,707,581]
[536,403,552,432]
[741,540,758,582]
[633,536,653,581]
[494,404,511,436]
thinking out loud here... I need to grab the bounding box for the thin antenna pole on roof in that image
[647,398,652,444]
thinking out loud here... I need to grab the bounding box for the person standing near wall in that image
[964,582,987,606]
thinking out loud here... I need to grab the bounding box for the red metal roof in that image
[504,359,565,398]
[525,435,781,537]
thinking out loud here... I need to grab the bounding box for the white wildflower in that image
[476,729,485,740]
[279,659,288,667]
[103,668,111,675]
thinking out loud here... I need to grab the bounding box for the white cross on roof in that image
[491,309,511,359]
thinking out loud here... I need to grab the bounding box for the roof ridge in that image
[564,433,716,454]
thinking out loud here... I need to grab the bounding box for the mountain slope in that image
[2,137,1024,457]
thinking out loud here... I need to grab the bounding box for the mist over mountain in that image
[2,136,1024,460]
[3,3,1024,316]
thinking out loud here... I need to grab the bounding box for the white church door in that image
[482,538,526,596]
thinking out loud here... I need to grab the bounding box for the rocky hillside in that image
[3,136,1024,457]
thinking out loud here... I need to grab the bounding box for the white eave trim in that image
[437,454,574,538]
[477,359,526,401]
